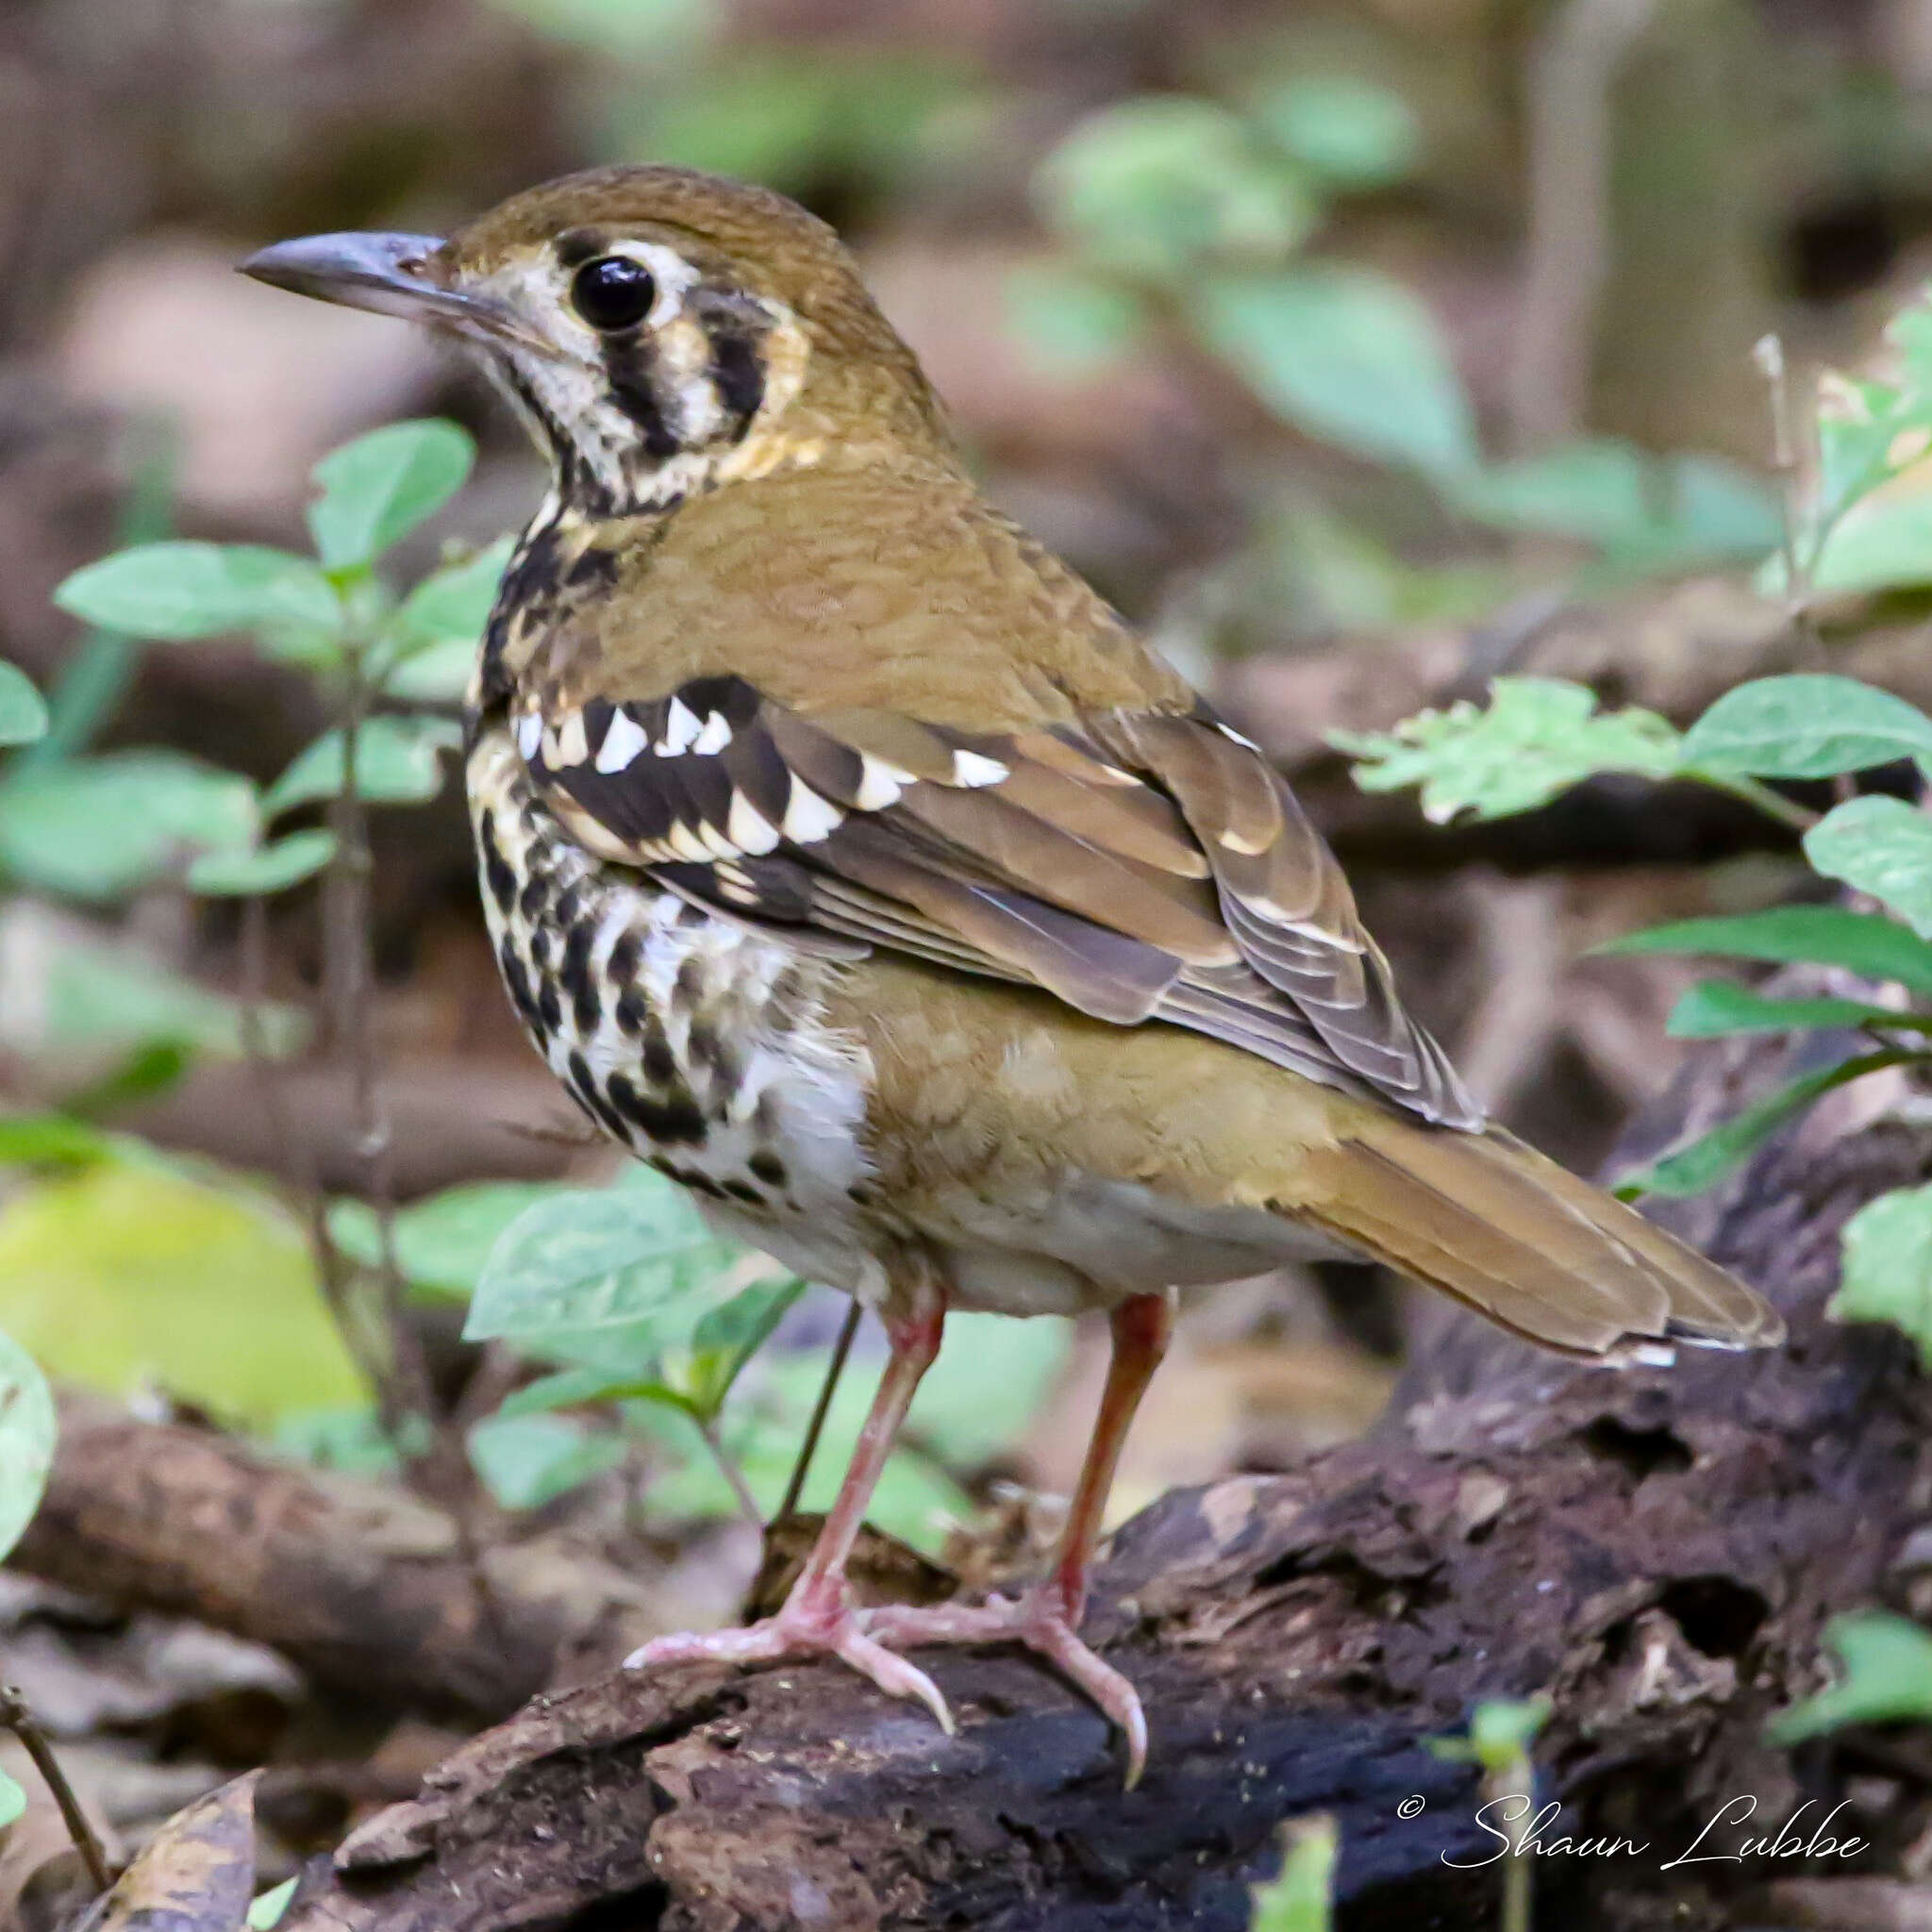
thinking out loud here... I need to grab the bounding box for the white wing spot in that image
[595,708,649,773]
[783,780,845,843]
[854,755,910,811]
[665,822,713,863]
[548,710,590,769]
[950,750,1009,789]
[727,792,782,856]
[516,713,542,760]
[691,711,733,756]
[657,696,701,756]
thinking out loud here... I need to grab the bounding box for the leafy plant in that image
[0,1324,57,1828]
[1246,1815,1337,1932]
[1769,1610,1932,1743]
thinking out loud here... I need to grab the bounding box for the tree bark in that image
[262,1014,1932,1931]
[10,1393,675,1724]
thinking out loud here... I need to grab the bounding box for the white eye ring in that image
[579,241,693,333]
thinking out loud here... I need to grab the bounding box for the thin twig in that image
[1754,331,1827,669]
[0,1684,112,1895]
[1702,772,1822,834]
[695,1413,765,1535]
[776,1300,862,1526]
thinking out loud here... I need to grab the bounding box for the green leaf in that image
[1805,797,1932,939]
[1769,1610,1932,1744]
[1615,1051,1911,1198]
[496,1363,691,1419]
[1004,264,1148,376]
[0,1160,365,1426]
[1598,905,1932,1000]
[262,715,461,818]
[64,1040,195,1118]
[1247,1817,1338,1932]
[1832,1181,1932,1368]
[327,1181,561,1301]
[0,1769,25,1832]
[391,536,514,652]
[1036,96,1319,282]
[1682,675,1932,781]
[903,1310,1071,1468]
[246,1879,298,1930]
[1331,676,1682,824]
[1804,486,1932,595]
[0,1114,111,1167]
[1667,979,1913,1039]
[466,1410,625,1510]
[464,1176,739,1343]
[676,1273,807,1420]
[1253,75,1419,188]
[308,421,475,573]
[54,542,340,643]
[0,662,48,747]
[1194,265,1477,475]
[187,829,337,897]
[0,751,258,900]
[0,1326,55,1562]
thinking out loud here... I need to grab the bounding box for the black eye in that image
[571,255,657,332]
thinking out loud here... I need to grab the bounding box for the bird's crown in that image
[244,165,953,516]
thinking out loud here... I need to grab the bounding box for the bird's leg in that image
[625,1270,958,1731]
[866,1288,1175,1785]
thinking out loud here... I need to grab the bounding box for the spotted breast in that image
[467,728,887,1295]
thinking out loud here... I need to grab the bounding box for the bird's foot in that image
[865,1589,1147,1788]
[624,1588,958,1737]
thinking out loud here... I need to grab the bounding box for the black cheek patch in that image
[603,336,682,461]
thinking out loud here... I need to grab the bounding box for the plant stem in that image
[1700,772,1821,834]
[0,1684,113,1895]
[695,1413,764,1534]
[776,1300,862,1525]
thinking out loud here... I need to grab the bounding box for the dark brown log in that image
[264,1012,1932,1931]
[9,1393,673,1723]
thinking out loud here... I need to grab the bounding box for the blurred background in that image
[5,0,1932,1891]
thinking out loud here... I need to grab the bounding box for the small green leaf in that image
[247,1878,298,1930]
[466,1409,625,1510]
[54,542,340,642]
[1769,1610,1932,1744]
[1253,75,1418,187]
[187,829,337,897]
[327,1181,560,1301]
[308,420,475,573]
[1468,1696,1551,1773]
[64,1040,195,1118]
[1331,676,1682,824]
[0,1326,56,1562]
[1667,979,1914,1039]
[0,1768,25,1831]
[1246,1816,1338,1932]
[0,662,48,746]
[679,1273,807,1420]
[1194,265,1477,476]
[391,536,514,652]
[262,715,461,818]
[1804,486,1932,595]
[1805,796,1932,939]
[1616,1051,1912,1198]
[1004,264,1148,376]
[496,1363,690,1419]
[0,751,258,900]
[464,1176,739,1343]
[0,1114,111,1167]
[1599,906,1932,1000]
[1683,675,1932,781]
[1832,1181,1932,1368]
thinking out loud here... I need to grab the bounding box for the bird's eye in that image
[570,255,657,332]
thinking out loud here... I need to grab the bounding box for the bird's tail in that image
[1280,1113,1783,1362]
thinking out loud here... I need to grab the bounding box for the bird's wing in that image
[514,674,1481,1127]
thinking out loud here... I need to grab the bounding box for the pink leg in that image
[868,1289,1176,1786]
[625,1272,958,1730]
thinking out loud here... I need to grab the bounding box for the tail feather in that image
[1284,1116,1783,1362]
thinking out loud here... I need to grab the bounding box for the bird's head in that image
[242,165,950,517]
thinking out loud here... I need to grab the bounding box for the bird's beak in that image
[240,230,548,350]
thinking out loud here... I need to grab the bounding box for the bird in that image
[242,165,1783,1786]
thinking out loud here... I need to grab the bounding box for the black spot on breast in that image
[478,811,518,916]
[519,875,549,923]
[720,1179,765,1207]
[674,956,707,1007]
[641,1018,678,1085]
[616,988,650,1040]
[538,975,563,1038]
[748,1151,787,1187]
[564,544,622,592]
[560,922,600,1035]
[530,928,553,969]
[607,1073,708,1145]
[608,930,641,985]
[552,882,586,929]
[499,941,538,1026]
[686,1022,741,1093]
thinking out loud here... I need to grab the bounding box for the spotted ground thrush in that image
[244,166,1782,1785]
